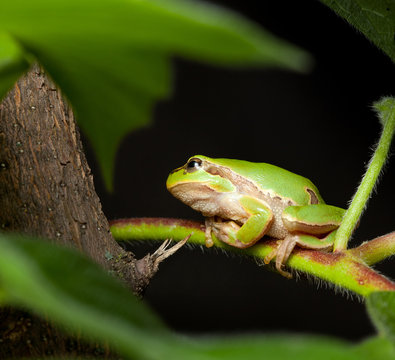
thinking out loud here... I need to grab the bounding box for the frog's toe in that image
[276,265,293,279]
[264,247,278,265]
[274,237,297,278]
[205,237,214,248]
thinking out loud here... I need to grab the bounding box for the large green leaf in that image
[0,0,311,189]
[366,291,395,346]
[197,334,394,360]
[320,0,395,63]
[25,336,395,360]
[0,233,181,359]
[0,233,392,359]
[351,336,395,359]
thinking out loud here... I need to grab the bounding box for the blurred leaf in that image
[366,291,395,346]
[194,334,388,360]
[0,0,311,189]
[0,232,180,359]
[320,0,395,63]
[200,335,350,360]
[351,336,395,359]
[0,232,392,359]
[0,32,29,97]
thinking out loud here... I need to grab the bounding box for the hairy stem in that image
[333,97,395,251]
[349,231,395,266]
[110,218,395,297]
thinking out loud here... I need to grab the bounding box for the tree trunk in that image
[0,64,124,265]
[0,65,168,357]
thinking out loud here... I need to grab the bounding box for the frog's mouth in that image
[168,182,223,217]
[168,182,214,205]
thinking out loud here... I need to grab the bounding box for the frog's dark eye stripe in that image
[185,158,202,173]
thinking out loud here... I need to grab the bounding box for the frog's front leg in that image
[205,216,238,247]
[208,196,273,248]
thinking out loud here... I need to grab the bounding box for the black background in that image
[86,1,394,341]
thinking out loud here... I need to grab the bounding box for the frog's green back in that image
[201,156,324,205]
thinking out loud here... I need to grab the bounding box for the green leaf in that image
[194,334,390,360]
[352,336,395,359]
[320,0,395,63]
[0,32,29,99]
[0,0,312,189]
[199,335,350,360]
[366,291,395,346]
[1,232,393,359]
[0,232,180,359]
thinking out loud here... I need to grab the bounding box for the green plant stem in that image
[110,218,395,297]
[333,98,395,252]
[349,231,395,266]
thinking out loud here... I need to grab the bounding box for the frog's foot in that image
[206,217,252,248]
[274,236,297,279]
[263,241,280,265]
[270,233,335,278]
[204,218,215,247]
[263,237,296,278]
[210,218,249,248]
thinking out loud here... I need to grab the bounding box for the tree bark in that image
[0,65,172,357]
[0,64,124,266]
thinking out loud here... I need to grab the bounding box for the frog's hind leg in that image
[263,237,296,278]
[275,236,298,278]
[266,232,336,278]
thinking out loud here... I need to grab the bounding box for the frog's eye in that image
[185,158,202,173]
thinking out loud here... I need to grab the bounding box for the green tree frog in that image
[166,155,345,278]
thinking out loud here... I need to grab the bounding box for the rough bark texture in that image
[0,65,170,357]
[0,64,124,265]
